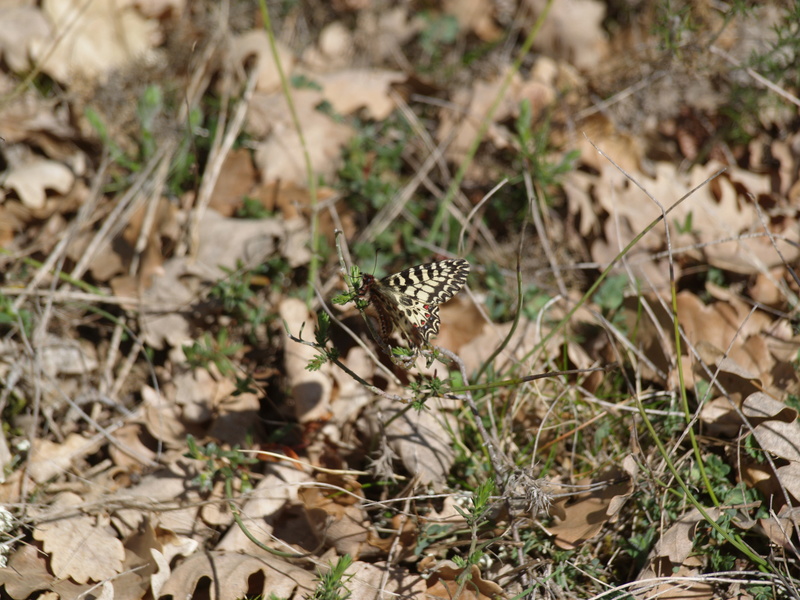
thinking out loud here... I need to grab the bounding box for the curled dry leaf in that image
[156,551,315,600]
[229,32,295,93]
[635,506,720,599]
[251,91,354,186]
[27,433,97,484]
[140,385,189,448]
[0,543,94,599]
[419,556,503,599]
[698,397,744,438]
[367,397,457,492]
[109,466,205,540]
[344,561,427,598]
[743,392,800,462]
[760,505,800,550]
[38,0,160,84]
[299,477,383,559]
[530,0,609,71]
[544,462,636,549]
[1,156,74,209]
[772,464,800,516]
[216,463,311,555]
[443,0,502,42]
[0,7,51,73]
[33,492,125,584]
[315,68,405,121]
[280,298,333,422]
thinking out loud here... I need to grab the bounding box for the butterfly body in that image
[356,258,470,348]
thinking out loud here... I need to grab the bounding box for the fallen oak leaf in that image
[2,157,74,209]
[32,492,125,584]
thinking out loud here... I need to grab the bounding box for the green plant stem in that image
[474,241,525,383]
[633,393,768,570]
[450,367,608,394]
[257,1,319,306]
[1,250,106,297]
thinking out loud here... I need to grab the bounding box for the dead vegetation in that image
[1,0,800,599]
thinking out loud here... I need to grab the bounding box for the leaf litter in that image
[0,1,799,599]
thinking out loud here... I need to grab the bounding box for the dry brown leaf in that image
[528,0,608,70]
[436,297,484,353]
[420,556,502,599]
[749,267,788,307]
[38,336,98,376]
[38,0,160,84]
[140,384,190,447]
[760,505,800,549]
[656,507,720,566]
[299,477,381,559]
[230,31,295,93]
[315,68,405,120]
[544,464,635,549]
[677,292,777,384]
[302,22,354,70]
[207,390,261,447]
[27,432,96,483]
[345,561,427,598]
[743,392,800,462]
[281,297,333,422]
[138,258,196,349]
[698,397,744,437]
[0,205,21,246]
[110,466,204,539]
[208,147,257,216]
[436,66,523,165]
[140,209,309,348]
[633,562,716,600]
[192,209,311,277]
[156,551,315,600]
[355,7,423,62]
[108,422,157,472]
[367,397,457,491]
[118,519,195,600]
[216,463,311,555]
[635,507,720,600]
[328,345,374,433]
[33,492,125,584]
[772,464,800,513]
[460,305,595,378]
[443,0,502,41]
[564,170,602,237]
[0,543,94,599]
[576,114,642,174]
[135,0,185,18]
[0,7,52,73]
[66,228,125,282]
[250,90,354,186]
[173,368,231,425]
[1,156,74,209]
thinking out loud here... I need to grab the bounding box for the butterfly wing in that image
[366,258,470,347]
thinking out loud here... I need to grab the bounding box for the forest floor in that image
[1,1,800,599]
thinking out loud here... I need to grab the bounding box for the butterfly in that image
[355,258,470,349]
